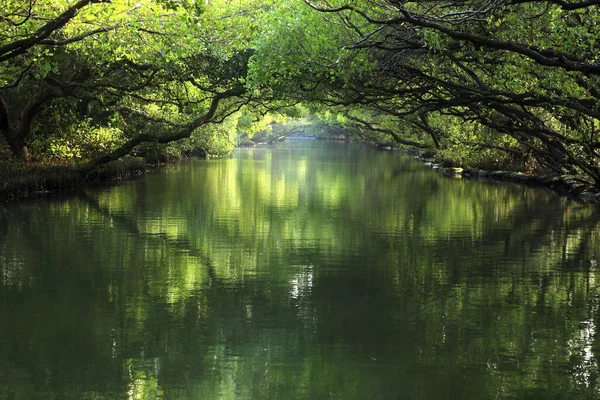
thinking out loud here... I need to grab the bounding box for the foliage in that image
[0,0,256,165]
[247,0,600,185]
[2,0,600,187]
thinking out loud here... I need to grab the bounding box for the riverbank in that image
[0,157,151,202]
[414,154,600,204]
[0,139,222,202]
[4,143,600,204]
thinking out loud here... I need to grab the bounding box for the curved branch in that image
[0,0,112,62]
[88,85,246,169]
[512,0,600,10]
[305,1,600,75]
[345,114,429,148]
[39,24,121,46]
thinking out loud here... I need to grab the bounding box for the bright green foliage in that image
[254,0,600,184]
[0,0,260,163]
[247,2,376,103]
[2,0,600,186]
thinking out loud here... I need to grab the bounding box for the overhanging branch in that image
[88,85,246,169]
[0,0,112,62]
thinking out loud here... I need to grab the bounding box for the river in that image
[1,141,600,399]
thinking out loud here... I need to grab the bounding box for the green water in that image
[1,142,600,399]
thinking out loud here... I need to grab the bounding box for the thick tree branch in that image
[511,0,600,10]
[39,24,120,46]
[88,85,246,169]
[346,114,429,148]
[0,0,112,62]
[304,1,600,75]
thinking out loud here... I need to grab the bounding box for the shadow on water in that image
[1,142,600,399]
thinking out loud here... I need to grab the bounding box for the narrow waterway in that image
[1,141,600,399]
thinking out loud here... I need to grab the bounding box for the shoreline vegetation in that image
[0,156,150,202]
[3,2,600,205]
[0,146,210,202]
[415,155,600,204]
[2,139,600,204]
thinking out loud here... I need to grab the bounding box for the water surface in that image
[1,142,600,399]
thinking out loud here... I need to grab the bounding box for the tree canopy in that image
[0,0,258,164]
[1,0,600,188]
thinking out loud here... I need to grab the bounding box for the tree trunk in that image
[3,130,30,161]
[419,114,440,149]
[1,111,30,161]
[0,90,59,161]
[9,143,30,161]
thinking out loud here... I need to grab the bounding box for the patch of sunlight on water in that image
[1,142,600,399]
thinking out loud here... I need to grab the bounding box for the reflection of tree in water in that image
[406,198,600,398]
[90,152,600,398]
[1,145,600,398]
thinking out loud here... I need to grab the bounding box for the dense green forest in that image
[1,0,600,191]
